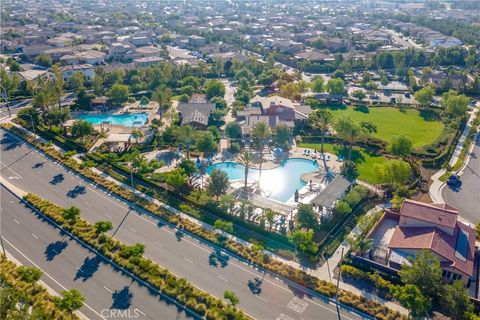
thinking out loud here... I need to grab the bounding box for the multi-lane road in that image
[0,130,365,320]
[1,185,191,320]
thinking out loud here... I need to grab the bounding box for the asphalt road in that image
[0,130,364,320]
[443,133,480,224]
[0,185,191,320]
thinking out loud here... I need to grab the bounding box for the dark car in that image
[404,92,411,98]
[447,175,460,186]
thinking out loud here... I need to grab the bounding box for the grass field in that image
[324,106,444,148]
[299,142,389,184]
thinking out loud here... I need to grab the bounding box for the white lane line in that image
[128,227,136,233]
[31,233,39,239]
[103,286,113,293]
[217,275,228,282]
[105,214,112,219]
[14,219,20,224]
[256,296,268,303]
[135,308,146,316]
[183,257,194,264]
[154,242,163,247]
[0,160,23,178]
[2,237,106,319]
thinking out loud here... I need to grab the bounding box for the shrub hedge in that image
[0,256,77,319]
[2,124,406,320]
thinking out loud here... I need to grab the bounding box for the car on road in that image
[447,174,460,186]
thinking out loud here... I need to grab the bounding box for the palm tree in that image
[238,151,253,190]
[263,208,276,230]
[347,235,374,256]
[152,87,172,119]
[177,125,196,158]
[309,109,333,176]
[251,122,271,179]
[334,117,363,161]
[131,128,144,144]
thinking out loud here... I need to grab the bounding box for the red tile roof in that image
[399,199,458,229]
[388,222,475,277]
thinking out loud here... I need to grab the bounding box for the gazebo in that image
[103,133,133,152]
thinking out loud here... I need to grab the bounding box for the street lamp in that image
[18,113,36,134]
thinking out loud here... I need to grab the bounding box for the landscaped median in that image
[0,256,78,320]
[22,193,248,320]
[2,123,405,319]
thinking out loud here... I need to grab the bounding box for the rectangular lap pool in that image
[78,113,148,126]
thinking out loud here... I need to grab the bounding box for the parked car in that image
[447,175,460,186]
[404,92,411,98]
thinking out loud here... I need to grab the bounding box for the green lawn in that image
[323,106,444,148]
[299,142,390,184]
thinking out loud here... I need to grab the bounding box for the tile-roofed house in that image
[387,200,475,286]
[294,50,335,63]
[177,102,215,130]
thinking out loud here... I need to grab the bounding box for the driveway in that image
[442,134,480,224]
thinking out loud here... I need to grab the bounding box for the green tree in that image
[441,90,470,117]
[140,96,149,106]
[374,159,411,187]
[288,230,318,255]
[62,206,80,221]
[251,121,271,178]
[225,122,242,139]
[309,109,333,169]
[107,83,129,106]
[177,125,196,158]
[441,280,475,320]
[165,168,188,191]
[334,117,363,161]
[413,86,434,105]
[214,219,234,234]
[69,71,85,93]
[346,235,373,255]
[399,250,442,299]
[334,200,352,215]
[131,128,144,143]
[325,78,345,94]
[296,204,318,229]
[223,290,239,307]
[263,208,276,230]
[238,151,253,190]
[17,107,40,128]
[92,75,104,97]
[341,160,359,181]
[204,80,225,100]
[94,220,113,234]
[195,131,217,156]
[34,53,52,68]
[392,284,430,319]
[43,107,70,128]
[55,289,85,315]
[206,169,230,201]
[389,135,413,157]
[210,96,227,110]
[179,159,198,178]
[18,266,42,283]
[352,89,366,101]
[71,120,94,142]
[311,76,325,93]
[273,124,291,150]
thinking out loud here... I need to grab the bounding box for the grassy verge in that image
[0,256,77,320]
[2,124,405,320]
[298,142,390,184]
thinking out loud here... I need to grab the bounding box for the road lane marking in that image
[0,160,23,178]
[217,275,228,282]
[14,219,20,224]
[183,257,194,264]
[154,242,163,247]
[128,227,136,233]
[256,296,268,302]
[2,237,106,319]
[135,308,146,316]
[103,286,113,293]
[31,233,39,239]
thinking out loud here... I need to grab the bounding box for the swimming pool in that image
[78,113,148,126]
[206,158,319,203]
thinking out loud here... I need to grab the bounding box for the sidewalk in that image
[429,104,478,203]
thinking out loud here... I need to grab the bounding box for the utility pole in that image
[335,247,344,320]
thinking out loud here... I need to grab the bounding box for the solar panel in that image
[454,228,469,262]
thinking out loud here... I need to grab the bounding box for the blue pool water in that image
[78,113,148,126]
[206,158,319,203]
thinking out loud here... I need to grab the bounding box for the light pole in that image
[18,113,36,134]
[335,247,344,320]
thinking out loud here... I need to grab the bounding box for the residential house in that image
[385,200,476,286]
[61,64,95,80]
[294,50,335,64]
[177,102,215,130]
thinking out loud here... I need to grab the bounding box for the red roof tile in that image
[399,199,458,229]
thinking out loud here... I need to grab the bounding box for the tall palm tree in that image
[177,125,196,158]
[334,117,363,161]
[309,109,333,173]
[238,151,253,190]
[347,235,374,256]
[152,87,172,119]
[251,121,271,179]
[263,208,276,231]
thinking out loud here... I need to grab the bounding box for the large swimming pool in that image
[78,113,148,126]
[206,158,319,203]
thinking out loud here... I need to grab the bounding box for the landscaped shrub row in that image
[341,265,394,300]
[2,124,405,320]
[23,193,248,320]
[0,256,77,320]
